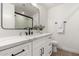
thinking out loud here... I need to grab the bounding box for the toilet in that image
[51,40,58,52]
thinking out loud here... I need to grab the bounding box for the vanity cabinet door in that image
[44,42,52,56]
[33,40,41,56]
[43,37,52,56]
[33,36,52,56]
[33,43,45,56]
[33,47,41,56]
[33,38,45,56]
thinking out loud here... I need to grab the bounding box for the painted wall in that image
[48,3,79,53]
[37,4,48,33]
[33,13,39,26]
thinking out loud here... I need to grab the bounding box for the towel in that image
[56,20,64,34]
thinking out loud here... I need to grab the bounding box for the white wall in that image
[32,4,48,33]
[37,4,48,33]
[48,3,79,53]
[33,13,39,26]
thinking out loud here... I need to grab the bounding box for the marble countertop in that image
[0,33,52,51]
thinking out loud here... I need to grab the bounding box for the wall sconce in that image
[55,22,57,24]
[55,21,67,24]
[64,21,67,23]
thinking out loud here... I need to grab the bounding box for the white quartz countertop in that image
[0,33,52,51]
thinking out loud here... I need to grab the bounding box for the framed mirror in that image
[1,3,40,30]
[15,12,33,29]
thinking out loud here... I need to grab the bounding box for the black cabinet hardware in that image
[40,49,42,56]
[40,47,44,56]
[11,49,25,56]
[42,48,44,54]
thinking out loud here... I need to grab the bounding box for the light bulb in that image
[31,3,37,7]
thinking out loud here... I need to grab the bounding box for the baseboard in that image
[58,46,79,54]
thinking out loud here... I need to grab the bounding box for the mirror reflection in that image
[2,3,39,29]
[15,12,33,29]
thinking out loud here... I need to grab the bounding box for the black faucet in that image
[28,28,31,35]
[25,28,33,35]
[28,28,33,35]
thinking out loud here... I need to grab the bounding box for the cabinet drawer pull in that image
[11,49,25,56]
[40,49,42,56]
[42,48,44,54]
[40,48,44,56]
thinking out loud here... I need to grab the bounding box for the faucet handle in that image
[25,32,28,35]
[31,32,33,35]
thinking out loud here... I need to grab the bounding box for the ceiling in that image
[38,3,63,9]
[13,3,39,17]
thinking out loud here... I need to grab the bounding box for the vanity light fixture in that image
[31,3,37,7]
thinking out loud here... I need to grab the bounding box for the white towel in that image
[56,20,64,33]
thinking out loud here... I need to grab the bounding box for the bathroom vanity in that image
[0,3,53,56]
[0,33,53,56]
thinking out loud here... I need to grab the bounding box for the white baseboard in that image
[57,46,79,54]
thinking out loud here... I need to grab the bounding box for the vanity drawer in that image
[0,42,32,56]
[11,43,31,56]
[33,36,51,49]
[0,48,13,56]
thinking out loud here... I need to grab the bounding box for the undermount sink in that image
[20,33,41,40]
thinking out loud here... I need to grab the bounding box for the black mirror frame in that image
[1,3,33,30]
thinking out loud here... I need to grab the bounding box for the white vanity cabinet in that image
[0,42,32,56]
[33,35,52,56]
[44,38,52,56]
[0,33,52,56]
